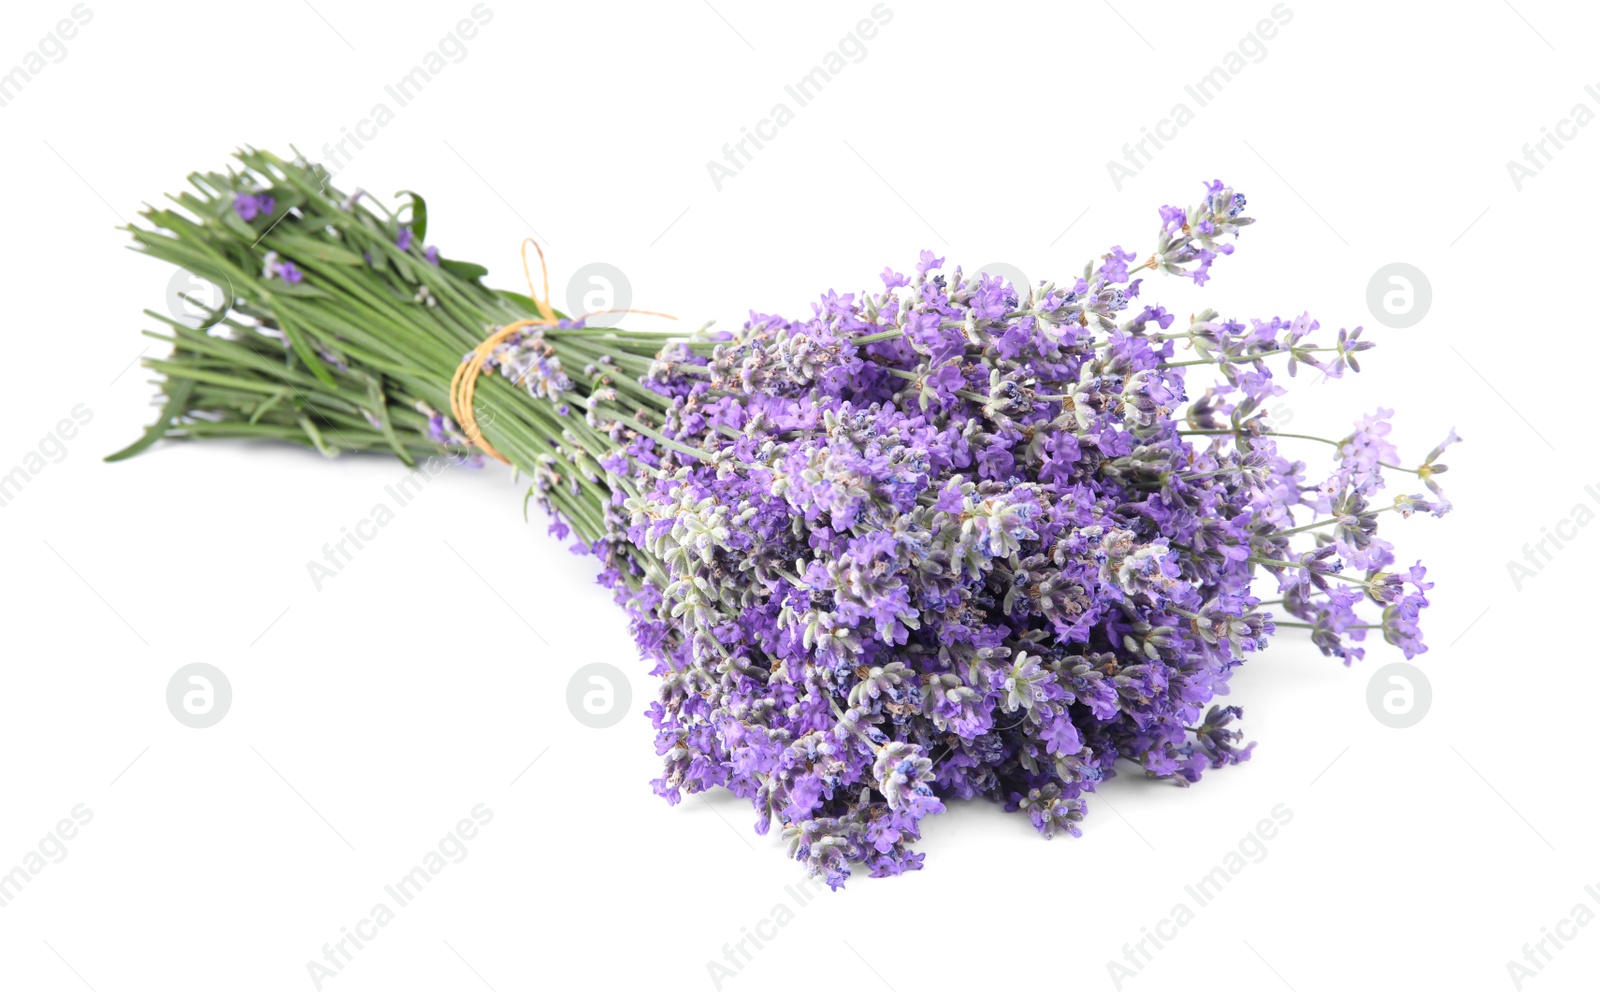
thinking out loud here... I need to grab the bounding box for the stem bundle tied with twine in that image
[115,149,690,553]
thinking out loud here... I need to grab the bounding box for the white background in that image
[0,1,1593,989]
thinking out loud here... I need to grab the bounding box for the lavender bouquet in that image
[115,150,1454,886]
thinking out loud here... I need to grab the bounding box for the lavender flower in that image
[233,192,274,221]
[260,251,302,284]
[560,181,1452,884]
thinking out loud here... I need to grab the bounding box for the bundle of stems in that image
[113,149,693,553]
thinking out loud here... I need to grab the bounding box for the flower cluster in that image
[260,250,303,284]
[233,190,275,221]
[495,182,1457,886]
[396,225,442,265]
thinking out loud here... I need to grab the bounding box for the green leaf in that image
[397,189,427,243]
[440,258,489,283]
[297,414,338,457]
[220,210,259,241]
[269,231,366,266]
[248,390,290,425]
[272,305,338,387]
[360,373,416,467]
[104,377,195,462]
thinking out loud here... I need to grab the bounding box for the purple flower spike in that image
[234,192,275,221]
